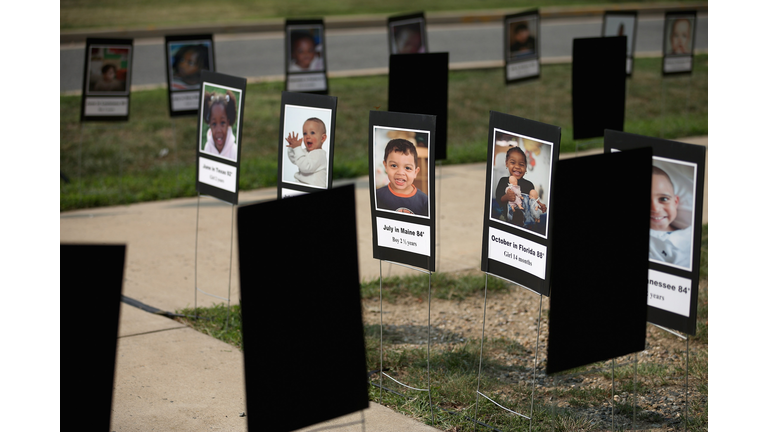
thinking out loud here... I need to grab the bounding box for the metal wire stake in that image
[436,160,442,273]
[225,204,236,331]
[427,270,435,426]
[633,352,638,430]
[685,337,689,432]
[194,193,200,314]
[531,293,542,432]
[611,358,615,432]
[379,260,384,404]
[473,273,490,432]
[78,123,84,205]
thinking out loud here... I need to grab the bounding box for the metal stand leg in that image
[193,194,236,320]
[472,273,489,432]
[379,260,384,404]
[684,337,689,431]
[530,294,542,432]
[633,352,638,431]
[474,275,540,431]
[427,271,435,425]
[375,260,434,425]
[611,358,616,431]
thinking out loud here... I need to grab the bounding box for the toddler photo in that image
[199,84,242,162]
[169,41,212,90]
[373,126,430,217]
[489,129,552,238]
[288,29,325,72]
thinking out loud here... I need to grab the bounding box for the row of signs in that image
[78,9,698,122]
[184,67,704,337]
[74,11,705,340]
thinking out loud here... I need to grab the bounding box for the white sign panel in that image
[488,227,547,279]
[171,91,199,111]
[84,97,129,116]
[647,269,691,317]
[376,217,430,257]
[198,157,237,193]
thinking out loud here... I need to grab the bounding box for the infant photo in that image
[373,126,430,218]
[649,157,696,271]
[87,45,131,95]
[199,83,242,163]
[168,40,213,91]
[281,104,333,189]
[488,128,552,238]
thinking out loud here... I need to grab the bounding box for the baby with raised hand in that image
[285,117,328,187]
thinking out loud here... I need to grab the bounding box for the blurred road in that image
[60,14,707,93]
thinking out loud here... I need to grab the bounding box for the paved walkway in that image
[59,137,707,431]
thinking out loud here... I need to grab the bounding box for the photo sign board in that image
[546,149,650,375]
[164,34,215,116]
[238,185,369,431]
[481,111,560,296]
[195,71,246,204]
[80,38,133,122]
[388,52,448,161]
[504,10,541,84]
[369,111,436,271]
[605,130,706,335]
[61,243,126,430]
[388,12,428,54]
[285,19,329,94]
[602,11,638,76]
[277,91,338,199]
[662,11,697,75]
[572,36,626,140]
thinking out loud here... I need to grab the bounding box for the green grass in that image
[61,55,708,211]
[177,229,708,430]
[61,0,705,31]
[360,271,511,301]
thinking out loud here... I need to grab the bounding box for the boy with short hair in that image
[649,166,691,267]
[376,139,428,216]
[285,117,328,187]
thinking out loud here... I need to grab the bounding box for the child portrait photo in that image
[373,126,430,218]
[603,12,637,75]
[649,157,696,271]
[167,40,213,91]
[281,104,333,189]
[506,16,538,60]
[488,128,552,238]
[664,15,695,56]
[390,19,426,54]
[286,25,325,72]
[198,83,242,163]
[86,45,131,95]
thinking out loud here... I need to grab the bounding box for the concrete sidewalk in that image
[60,138,707,431]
